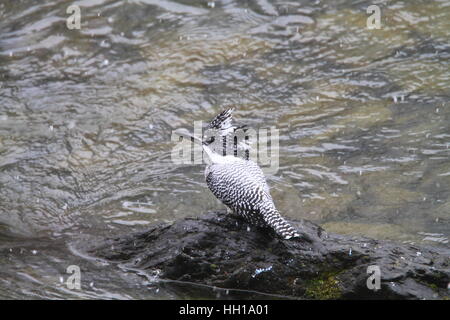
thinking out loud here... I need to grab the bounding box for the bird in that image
[176,108,301,240]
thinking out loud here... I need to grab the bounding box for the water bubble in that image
[207,1,215,8]
[107,17,114,23]
[102,59,109,66]
[416,251,421,257]
[90,282,94,288]
[59,276,64,283]
[31,250,37,255]
[349,248,352,256]
[49,125,54,131]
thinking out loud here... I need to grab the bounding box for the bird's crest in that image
[205,108,251,157]
[208,107,235,135]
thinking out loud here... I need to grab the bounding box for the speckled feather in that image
[203,110,300,240]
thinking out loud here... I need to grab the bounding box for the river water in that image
[0,0,449,299]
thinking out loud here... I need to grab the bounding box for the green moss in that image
[417,280,439,292]
[428,283,438,291]
[305,272,342,300]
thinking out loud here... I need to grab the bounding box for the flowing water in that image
[0,0,449,299]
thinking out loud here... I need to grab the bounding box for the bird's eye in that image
[205,136,215,144]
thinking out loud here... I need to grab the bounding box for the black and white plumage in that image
[207,108,236,134]
[201,109,300,240]
[204,108,249,157]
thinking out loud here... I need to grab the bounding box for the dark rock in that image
[86,211,450,299]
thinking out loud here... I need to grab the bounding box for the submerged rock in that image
[87,211,449,299]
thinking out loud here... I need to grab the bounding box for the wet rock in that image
[87,211,450,299]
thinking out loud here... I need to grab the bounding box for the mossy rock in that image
[305,272,342,300]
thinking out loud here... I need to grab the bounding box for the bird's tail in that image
[262,207,301,240]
